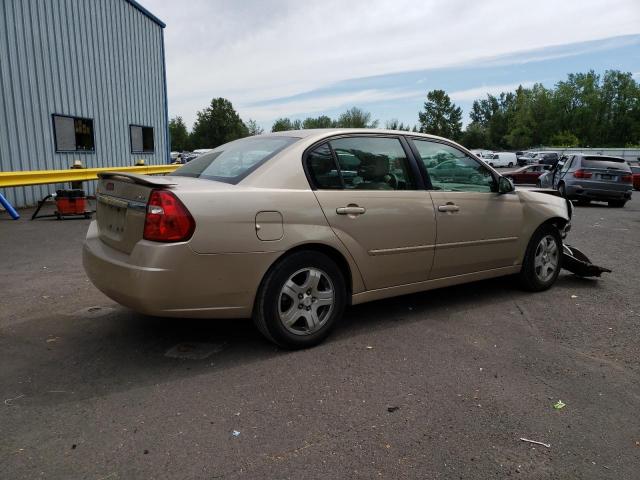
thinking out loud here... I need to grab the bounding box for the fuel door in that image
[255,211,283,241]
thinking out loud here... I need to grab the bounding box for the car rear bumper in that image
[83,221,280,318]
[565,184,632,201]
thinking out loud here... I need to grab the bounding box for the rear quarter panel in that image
[179,186,366,294]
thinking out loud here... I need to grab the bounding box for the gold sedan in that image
[83,129,571,348]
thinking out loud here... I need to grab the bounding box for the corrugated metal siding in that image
[0,0,167,208]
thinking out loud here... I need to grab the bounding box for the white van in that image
[484,152,517,168]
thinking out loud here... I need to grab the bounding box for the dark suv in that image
[540,154,633,207]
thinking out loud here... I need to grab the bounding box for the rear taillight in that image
[143,190,195,242]
[573,170,592,179]
[621,174,632,183]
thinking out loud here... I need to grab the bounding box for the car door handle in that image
[438,203,460,212]
[336,205,366,215]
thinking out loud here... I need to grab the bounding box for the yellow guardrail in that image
[0,165,180,188]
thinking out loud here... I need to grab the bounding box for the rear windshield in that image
[582,157,630,171]
[173,136,299,183]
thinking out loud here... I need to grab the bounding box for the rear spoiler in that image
[98,171,177,187]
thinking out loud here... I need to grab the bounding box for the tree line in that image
[169,70,640,152]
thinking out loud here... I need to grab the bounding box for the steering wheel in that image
[383,173,398,189]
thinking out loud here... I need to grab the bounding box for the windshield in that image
[173,136,299,183]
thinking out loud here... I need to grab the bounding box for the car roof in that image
[263,128,454,144]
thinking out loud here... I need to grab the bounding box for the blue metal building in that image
[0,0,168,208]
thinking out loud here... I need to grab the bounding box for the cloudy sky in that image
[141,0,640,130]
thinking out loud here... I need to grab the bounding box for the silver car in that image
[537,154,633,207]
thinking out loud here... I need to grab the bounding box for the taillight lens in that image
[143,190,195,242]
[573,170,592,179]
[621,174,632,183]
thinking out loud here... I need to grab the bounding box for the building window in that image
[130,125,155,153]
[52,114,95,152]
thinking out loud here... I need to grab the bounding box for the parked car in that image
[470,149,494,160]
[631,165,640,191]
[84,129,574,349]
[517,151,539,166]
[537,154,633,207]
[482,152,517,168]
[538,152,560,167]
[503,164,549,184]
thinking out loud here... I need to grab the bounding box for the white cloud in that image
[238,88,424,121]
[449,82,536,102]
[141,0,640,126]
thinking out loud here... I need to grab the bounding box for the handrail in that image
[0,165,180,188]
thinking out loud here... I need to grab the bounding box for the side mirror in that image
[498,176,515,194]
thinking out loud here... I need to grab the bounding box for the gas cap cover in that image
[255,211,283,241]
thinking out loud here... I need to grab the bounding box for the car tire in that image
[253,251,347,349]
[576,199,590,206]
[508,162,513,167]
[518,224,562,292]
[608,200,626,208]
[489,163,494,167]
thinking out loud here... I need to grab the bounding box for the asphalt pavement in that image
[1,198,639,479]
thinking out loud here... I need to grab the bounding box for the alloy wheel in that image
[278,267,335,335]
[534,235,559,282]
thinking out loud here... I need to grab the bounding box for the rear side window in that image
[173,136,298,183]
[306,136,416,190]
[630,166,640,174]
[582,157,630,171]
[306,144,342,189]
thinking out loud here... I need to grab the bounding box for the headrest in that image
[359,155,389,179]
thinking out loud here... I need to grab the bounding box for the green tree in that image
[336,107,379,128]
[191,98,248,148]
[460,123,489,149]
[271,118,302,132]
[302,115,335,129]
[418,90,463,140]
[168,116,190,151]
[385,119,412,131]
[549,131,580,147]
[246,119,264,136]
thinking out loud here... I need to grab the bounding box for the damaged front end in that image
[562,244,612,278]
[559,197,611,277]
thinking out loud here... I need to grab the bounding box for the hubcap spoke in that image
[280,305,301,327]
[302,269,322,292]
[282,280,300,300]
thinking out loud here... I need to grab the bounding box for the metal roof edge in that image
[123,0,166,28]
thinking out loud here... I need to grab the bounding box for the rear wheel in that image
[253,251,346,349]
[519,225,562,292]
[575,199,590,206]
[508,162,514,167]
[608,200,626,208]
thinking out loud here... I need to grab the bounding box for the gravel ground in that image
[1,199,639,479]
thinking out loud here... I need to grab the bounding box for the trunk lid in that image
[96,173,171,253]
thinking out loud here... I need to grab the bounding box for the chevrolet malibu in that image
[84,129,572,349]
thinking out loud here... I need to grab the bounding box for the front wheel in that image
[253,251,346,349]
[519,225,562,292]
[508,162,514,167]
[608,200,626,208]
